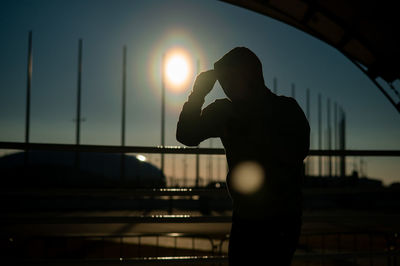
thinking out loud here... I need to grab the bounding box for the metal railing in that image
[1,141,400,265]
[4,231,399,265]
[1,141,400,156]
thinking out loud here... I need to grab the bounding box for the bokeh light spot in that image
[231,161,264,195]
[136,154,146,162]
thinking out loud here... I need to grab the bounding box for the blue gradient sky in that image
[0,0,399,184]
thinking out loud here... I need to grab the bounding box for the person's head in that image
[214,47,265,102]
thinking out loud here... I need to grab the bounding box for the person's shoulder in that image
[275,94,294,103]
[273,95,304,117]
[276,95,299,108]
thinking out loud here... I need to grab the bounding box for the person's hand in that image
[192,70,217,97]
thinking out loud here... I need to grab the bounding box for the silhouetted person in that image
[177,47,310,265]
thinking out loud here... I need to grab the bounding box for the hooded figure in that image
[177,47,310,265]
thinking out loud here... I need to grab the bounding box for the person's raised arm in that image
[176,70,218,146]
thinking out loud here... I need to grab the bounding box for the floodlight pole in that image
[327,98,332,177]
[121,46,127,180]
[76,39,83,146]
[195,59,200,187]
[25,31,32,145]
[334,102,338,177]
[161,54,166,176]
[339,107,346,177]
[306,88,310,176]
[75,39,83,170]
[318,93,322,177]
[291,83,296,99]
[121,46,127,147]
[24,31,33,166]
[273,77,277,94]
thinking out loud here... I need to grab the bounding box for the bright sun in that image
[164,50,191,90]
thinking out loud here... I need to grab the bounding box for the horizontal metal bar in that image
[0,187,229,197]
[10,230,396,240]
[11,250,400,265]
[294,250,400,260]
[13,256,228,265]
[1,215,232,225]
[21,232,229,239]
[1,142,399,156]
[0,141,222,154]
[1,186,398,198]
[309,149,400,156]
[3,214,400,225]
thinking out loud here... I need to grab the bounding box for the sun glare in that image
[164,49,192,91]
[166,55,188,84]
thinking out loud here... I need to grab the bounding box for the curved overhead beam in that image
[222,0,400,112]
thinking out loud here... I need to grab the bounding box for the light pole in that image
[161,54,166,176]
[75,39,83,170]
[24,30,33,166]
[121,46,127,180]
[76,39,83,146]
[25,30,33,146]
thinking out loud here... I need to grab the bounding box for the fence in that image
[0,141,400,265]
[3,231,400,265]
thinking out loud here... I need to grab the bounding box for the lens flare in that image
[231,161,264,195]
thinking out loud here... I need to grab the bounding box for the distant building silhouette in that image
[0,151,165,188]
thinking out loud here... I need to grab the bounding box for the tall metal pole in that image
[291,83,296,99]
[75,39,83,171]
[318,94,322,177]
[172,154,176,186]
[208,139,213,183]
[306,89,310,123]
[306,88,310,176]
[121,46,127,147]
[327,98,332,177]
[339,107,346,177]
[25,31,33,166]
[195,59,200,187]
[121,46,127,180]
[334,102,338,177]
[161,54,166,175]
[217,155,221,181]
[25,31,33,145]
[183,155,187,187]
[76,39,83,146]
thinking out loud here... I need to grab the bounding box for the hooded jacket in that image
[176,47,310,219]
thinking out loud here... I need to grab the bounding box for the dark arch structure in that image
[222,0,400,113]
